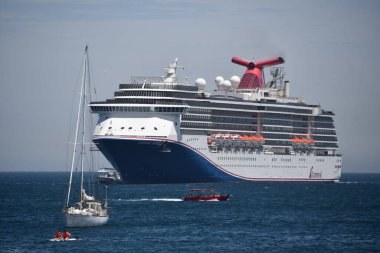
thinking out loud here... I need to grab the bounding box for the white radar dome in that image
[222,80,231,91]
[195,78,206,90]
[230,75,241,90]
[215,76,224,90]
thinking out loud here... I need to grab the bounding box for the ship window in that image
[121,127,125,130]
[141,127,145,130]
[108,127,112,129]
[154,127,158,130]
[129,127,132,130]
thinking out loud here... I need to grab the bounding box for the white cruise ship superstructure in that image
[90,55,342,183]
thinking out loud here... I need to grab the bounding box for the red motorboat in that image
[183,189,230,201]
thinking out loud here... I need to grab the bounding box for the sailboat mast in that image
[80,47,88,205]
[65,46,88,208]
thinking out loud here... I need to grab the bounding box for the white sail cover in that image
[82,189,95,201]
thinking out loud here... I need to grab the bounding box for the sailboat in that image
[63,46,109,227]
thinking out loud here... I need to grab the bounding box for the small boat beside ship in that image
[183,189,230,201]
[98,168,122,183]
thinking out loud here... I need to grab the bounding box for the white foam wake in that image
[112,198,183,202]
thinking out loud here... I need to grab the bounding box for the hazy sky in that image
[0,0,379,172]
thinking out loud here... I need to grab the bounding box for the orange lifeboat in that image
[240,136,265,142]
[257,136,265,142]
[240,135,249,141]
[292,137,314,144]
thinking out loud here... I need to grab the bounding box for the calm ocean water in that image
[0,172,379,252]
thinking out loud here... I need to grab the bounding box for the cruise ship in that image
[90,55,342,183]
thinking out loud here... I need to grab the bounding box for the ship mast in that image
[163,58,184,83]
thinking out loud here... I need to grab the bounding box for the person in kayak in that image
[55,230,62,240]
[63,230,71,240]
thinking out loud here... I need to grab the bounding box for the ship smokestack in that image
[231,57,255,69]
[232,56,285,90]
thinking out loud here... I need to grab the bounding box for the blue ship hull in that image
[94,137,239,184]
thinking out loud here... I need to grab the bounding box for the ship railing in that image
[277,96,302,102]
[321,110,334,115]
[120,82,198,92]
[130,76,164,84]
[315,153,342,157]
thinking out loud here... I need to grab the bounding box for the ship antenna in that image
[163,58,184,83]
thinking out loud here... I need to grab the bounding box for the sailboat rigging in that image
[63,46,109,227]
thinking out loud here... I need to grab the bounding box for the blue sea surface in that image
[0,172,379,252]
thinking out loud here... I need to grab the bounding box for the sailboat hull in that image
[64,213,109,227]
